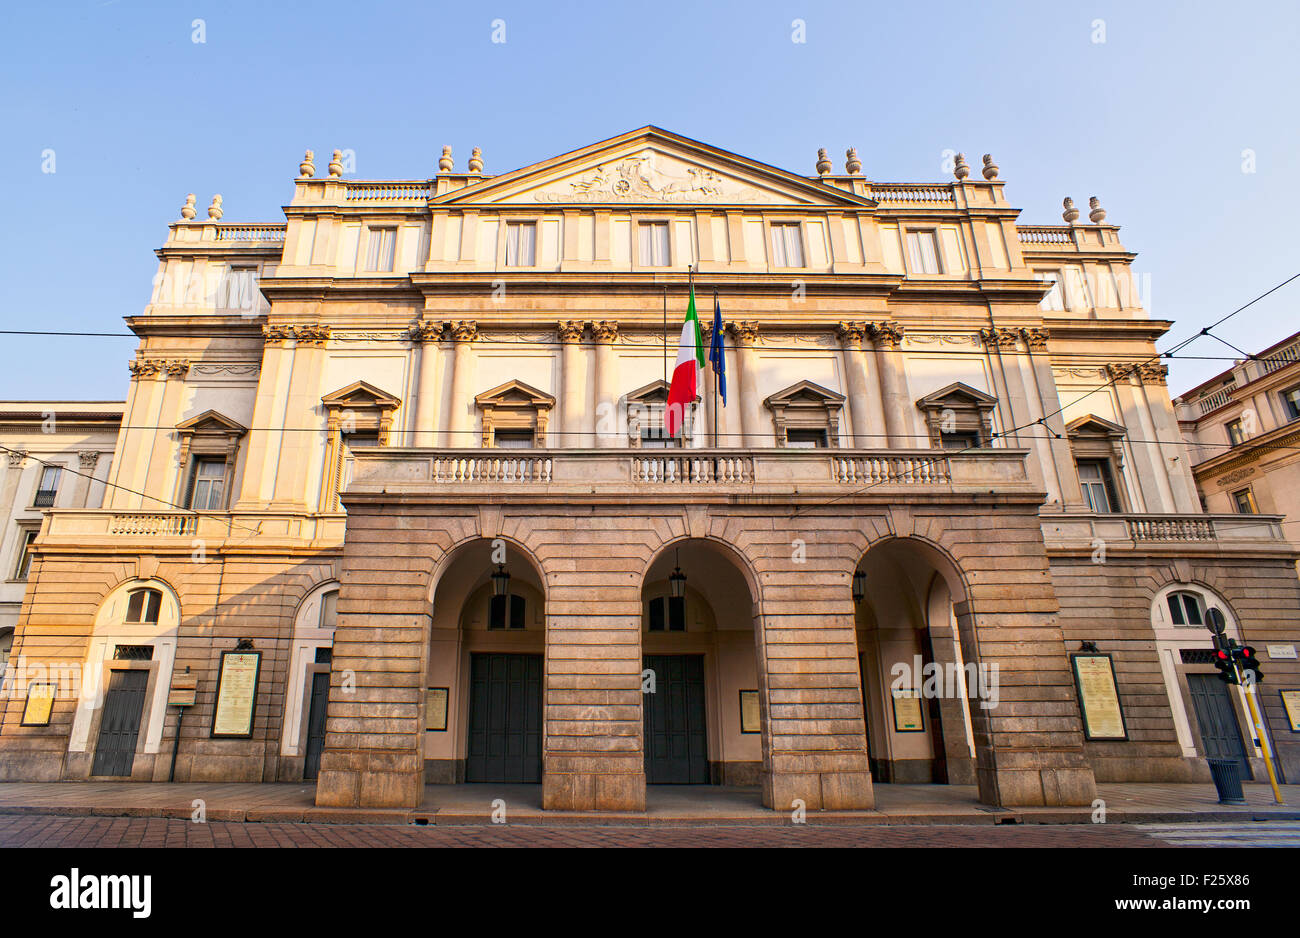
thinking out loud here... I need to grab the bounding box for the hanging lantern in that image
[491,564,511,597]
[852,569,867,603]
[669,565,687,599]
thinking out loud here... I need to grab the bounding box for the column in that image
[234,329,290,509]
[448,321,477,448]
[729,321,766,447]
[869,321,911,447]
[591,321,619,448]
[1138,363,1200,513]
[273,328,329,507]
[1110,364,1167,512]
[410,321,445,448]
[981,327,1050,498]
[1021,328,1084,507]
[558,321,586,447]
[836,322,874,447]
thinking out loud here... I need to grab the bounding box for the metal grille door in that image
[303,671,330,780]
[1188,673,1252,779]
[90,669,148,777]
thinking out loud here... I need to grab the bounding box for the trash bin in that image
[1207,758,1246,805]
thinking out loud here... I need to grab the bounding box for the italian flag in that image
[666,285,705,437]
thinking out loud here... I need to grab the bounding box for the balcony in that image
[1040,511,1289,553]
[346,447,1036,504]
[37,510,346,550]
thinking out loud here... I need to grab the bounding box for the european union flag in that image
[709,295,727,405]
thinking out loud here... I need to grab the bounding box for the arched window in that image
[319,589,338,630]
[124,588,162,624]
[1166,590,1205,627]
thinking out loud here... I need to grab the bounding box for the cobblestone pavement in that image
[0,815,1173,847]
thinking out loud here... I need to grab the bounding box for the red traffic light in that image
[1239,646,1256,659]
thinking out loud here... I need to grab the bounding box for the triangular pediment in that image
[1066,414,1126,437]
[434,127,875,208]
[765,380,845,408]
[321,380,401,410]
[475,379,555,407]
[175,409,246,435]
[916,382,997,411]
[626,379,671,403]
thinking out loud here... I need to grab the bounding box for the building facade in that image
[2,128,1298,810]
[1174,330,1300,547]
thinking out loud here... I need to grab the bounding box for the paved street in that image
[1136,822,1300,847]
[0,815,1177,847]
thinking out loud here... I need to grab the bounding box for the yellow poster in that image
[892,689,925,732]
[1073,655,1126,739]
[425,688,448,731]
[212,652,260,737]
[21,682,56,726]
[1281,690,1300,732]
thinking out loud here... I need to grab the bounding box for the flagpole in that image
[687,264,695,446]
[662,284,667,387]
[712,289,719,450]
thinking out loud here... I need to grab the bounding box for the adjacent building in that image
[2,128,1298,812]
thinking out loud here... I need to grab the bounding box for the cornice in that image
[1191,423,1300,479]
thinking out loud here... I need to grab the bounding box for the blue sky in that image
[1,0,1297,400]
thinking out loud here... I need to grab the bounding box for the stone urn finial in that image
[815,148,832,175]
[1088,196,1106,223]
[1062,197,1080,223]
[468,146,484,173]
[845,147,862,174]
[180,193,197,220]
[328,149,343,177]
[981,154,999,180]
[953,153,970,180]
[207,194,223,221]
[439,145,453,172]
[299,150,315,178]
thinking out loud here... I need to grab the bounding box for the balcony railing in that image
[213,225,287,242]
[348,447,1030,495]
[344,181,432,203]
[33,490,57,508]
[866,183,954,206]
[40,510,346,546]
[1197,386,1235,414]
[1017,226,1074,245]
[1041,511,1287,548]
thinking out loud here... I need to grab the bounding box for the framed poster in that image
[1070,653,1128,741]
[425,687,448,731]
[211,651,261,738]
[739,690,760,733]
[20,681,57,726]
[891,688,925,732]
[1280,689,1300,733]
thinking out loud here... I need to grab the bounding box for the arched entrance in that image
[424,538,546,785]
[640,539,761,790]
[852,538,977,785]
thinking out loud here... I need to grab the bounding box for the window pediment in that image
[321,380,402,412]
[765,381,844,447]
[1065,414,1126,440]
[173,409,246,470]
[476,379,554,448]
[916,382,996,448]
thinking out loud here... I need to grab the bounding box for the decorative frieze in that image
[191,363,259,377]
[1215,466,1256,487]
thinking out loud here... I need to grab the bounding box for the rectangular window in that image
[638,222,670,267]
[1167,592,1203,627]
[125,589,161,624]
[344,431,380,450]
[187,457,227,511]
[940,431,980,450]
[1225,419,1246,446]
[648,596,685,631]
[905,230,941,274]
[489,594,526,630]
[494,429,534,449]
[504,222,536,267]
[1283,386,1300,422]
[1077,459,1119,513]
[14,529,38,580]
[1232,487,1258,514]
[770,222,805,267]
[113,644,154,661]
[319,591,338,630]
[33,466,61,508]
[785,428,828,448]
[1036,271,1065,312]
[365,227,396,272]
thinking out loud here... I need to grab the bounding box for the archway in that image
[281,580,338,780]
[425,538,547,786]
[852,538,977,784]
[640,538,761,790]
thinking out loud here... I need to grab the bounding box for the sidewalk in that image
[0,780,1296,826]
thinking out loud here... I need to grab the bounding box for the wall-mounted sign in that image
[425,687,448,731]
[1280,689,1300,733]
[168,674,197,708]
[211,651,261,738]
[1070,653,1128,740]
[20,682,57,726]
[1266,645,1298,660]
[739,690,760,734]
[891,688,925,732]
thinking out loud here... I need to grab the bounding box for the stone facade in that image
[2,127,1297,807]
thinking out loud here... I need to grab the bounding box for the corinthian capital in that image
[451,320,478,342]
[557,320,585,343]
[1020,327,1049,350]
[835,321,867,343]
[590,320,619,342]
[868,321,904,348]
[1138,362,1168,385]
[409,320,447,342]
[128,359,165,377]
[1105,362,1138,382]
[979,326,1019,350]
[727,320,759,343]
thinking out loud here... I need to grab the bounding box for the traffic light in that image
[1234,645,1263,686]
[1213,641,1238,685]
